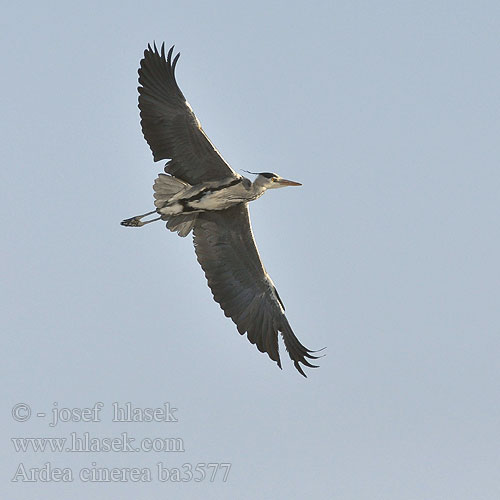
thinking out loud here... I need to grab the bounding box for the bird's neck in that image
[248,180,268,200]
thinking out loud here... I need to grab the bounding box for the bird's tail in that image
[153,173,190,207]
[153,173,197,237]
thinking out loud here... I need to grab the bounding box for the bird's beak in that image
[276,178,302,187]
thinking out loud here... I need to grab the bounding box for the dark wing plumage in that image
[193,204,319,376]
[138,43,238,184]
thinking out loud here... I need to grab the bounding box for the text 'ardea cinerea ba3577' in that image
[122,43,322,376]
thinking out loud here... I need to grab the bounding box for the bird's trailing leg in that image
[121,210,160,227]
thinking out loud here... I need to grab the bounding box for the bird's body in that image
[122,43,320,376]
[157,175,260,216]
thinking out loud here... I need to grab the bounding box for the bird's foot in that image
[121,210,161,227]
[121,216,145,227]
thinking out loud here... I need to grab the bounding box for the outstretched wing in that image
[138,43,238,184]
[193,204,319,376]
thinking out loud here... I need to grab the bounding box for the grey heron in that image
[122,43,320,376]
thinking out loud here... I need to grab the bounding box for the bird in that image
[121,43,320,376]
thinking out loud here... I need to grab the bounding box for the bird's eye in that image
[272,177,277,182]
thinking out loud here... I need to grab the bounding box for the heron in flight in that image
[122,43,320,376]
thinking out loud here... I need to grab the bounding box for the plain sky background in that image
[2,1,500,498]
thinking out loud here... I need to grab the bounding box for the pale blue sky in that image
[2,1,500,499]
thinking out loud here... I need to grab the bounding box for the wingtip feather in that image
[172,51,181,72]
[167,45,174,62]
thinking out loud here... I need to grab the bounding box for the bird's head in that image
[246,171,302,190]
